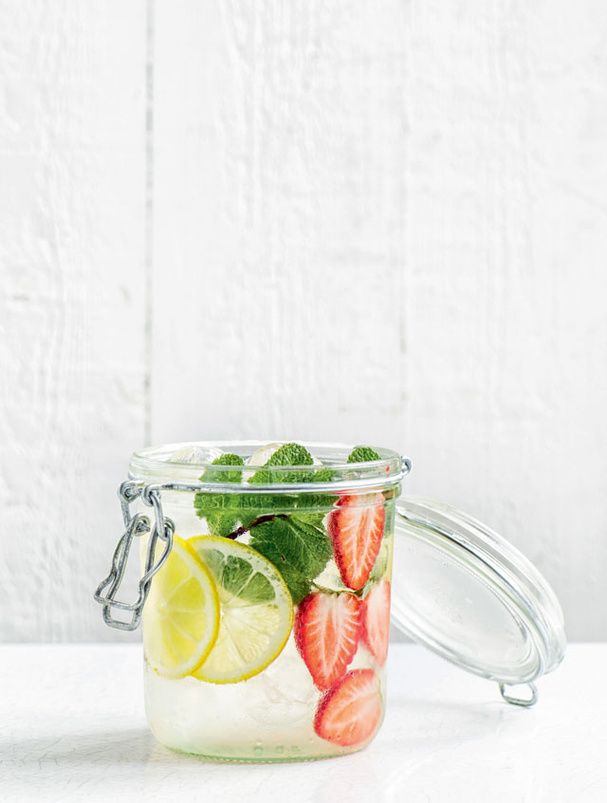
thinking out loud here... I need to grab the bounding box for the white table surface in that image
[1,643,605,803]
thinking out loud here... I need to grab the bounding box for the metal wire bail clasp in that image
[94,480,174,631]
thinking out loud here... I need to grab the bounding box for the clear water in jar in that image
[141,445,395,761]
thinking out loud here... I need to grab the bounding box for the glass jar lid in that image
[390,497,566,704]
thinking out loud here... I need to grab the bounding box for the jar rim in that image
[129,440,409,491]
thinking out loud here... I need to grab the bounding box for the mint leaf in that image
[249,516,333,604]
[194,453,244,536]
[205,452,245,477]
[347,445,382,463]
[265,443,314,466]
[313,467,336,482]
[249,442,314,485]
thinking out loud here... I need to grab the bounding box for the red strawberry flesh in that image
[328,493,385,590]
[362,580,391,666]
[294,591,361,690]
[314,668,382,747]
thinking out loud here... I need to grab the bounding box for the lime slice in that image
[188,535,294,684]
[143,535,220,678]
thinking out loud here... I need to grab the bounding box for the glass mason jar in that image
[95,440,566,762]
[98,441,407,761]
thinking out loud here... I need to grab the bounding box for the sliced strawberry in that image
[328,493,385,590]
[314,668,382,747]
[294,592,361,690]
[361,580,391,666]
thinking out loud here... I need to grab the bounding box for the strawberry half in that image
[314,668,382,747]
[328,493,385,590]
[294,592,361,690]
[361,580,391,666]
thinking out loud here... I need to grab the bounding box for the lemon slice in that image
[187,536,294,684]
[143,535,220,678]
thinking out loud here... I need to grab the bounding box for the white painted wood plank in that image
[152,0,607,641]
[402,1,607,640]
[0,1,147,640]
[151,0,407,448]
[2,0,600,643]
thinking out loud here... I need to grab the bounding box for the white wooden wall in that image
[1,1,606,642]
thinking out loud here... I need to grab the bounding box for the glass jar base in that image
[150,729,372,763]
[144,641,386,763]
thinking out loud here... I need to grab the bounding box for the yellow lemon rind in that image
[144,535,220,679]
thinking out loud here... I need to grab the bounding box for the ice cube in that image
[168,445,224,465]
[246,442,285,467]
[313,559,351,593]
[244,637,318,726]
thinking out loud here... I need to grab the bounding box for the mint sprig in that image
[194,443,337,534]
[193,443,338,601]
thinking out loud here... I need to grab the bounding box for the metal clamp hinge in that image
[94,480,174,631]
